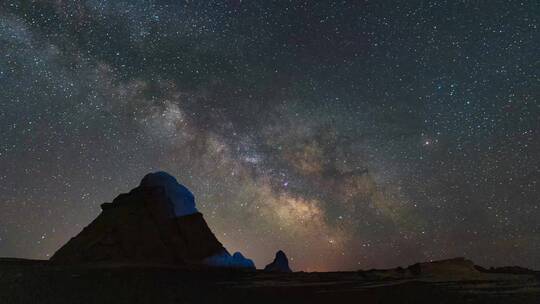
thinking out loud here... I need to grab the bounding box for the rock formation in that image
[407,257,478,276]
[264,250,292,272]
[205,251,255,269]
[51,172,254,269]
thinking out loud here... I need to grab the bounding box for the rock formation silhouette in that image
[264,250,292,272]
[51,172,254,269]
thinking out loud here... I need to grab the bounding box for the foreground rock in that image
[264,250,292,272]
[51,172,254,269]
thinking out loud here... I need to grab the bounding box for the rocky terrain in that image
[1,172,538,303]
[0,257,538,304]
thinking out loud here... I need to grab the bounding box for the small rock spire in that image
[264,250,292,273]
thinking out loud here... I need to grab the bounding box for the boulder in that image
[204,250,256,269]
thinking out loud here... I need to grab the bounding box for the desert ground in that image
[1,258,538,304]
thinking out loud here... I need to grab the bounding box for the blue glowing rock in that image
[140,171,198,217]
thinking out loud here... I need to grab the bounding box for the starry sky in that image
[0,1,538,271]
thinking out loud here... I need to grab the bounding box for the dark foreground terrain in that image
[0,258,538,304]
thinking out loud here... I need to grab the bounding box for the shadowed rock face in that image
[264,250,292,272]
[50,172,228,265]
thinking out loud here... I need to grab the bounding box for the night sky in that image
[0,1,538,271]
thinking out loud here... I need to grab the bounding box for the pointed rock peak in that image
[275,250,287,261]
[264,250,292,273]
[140,171,197,217]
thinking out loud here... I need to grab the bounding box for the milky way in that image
[0,1,538,271]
